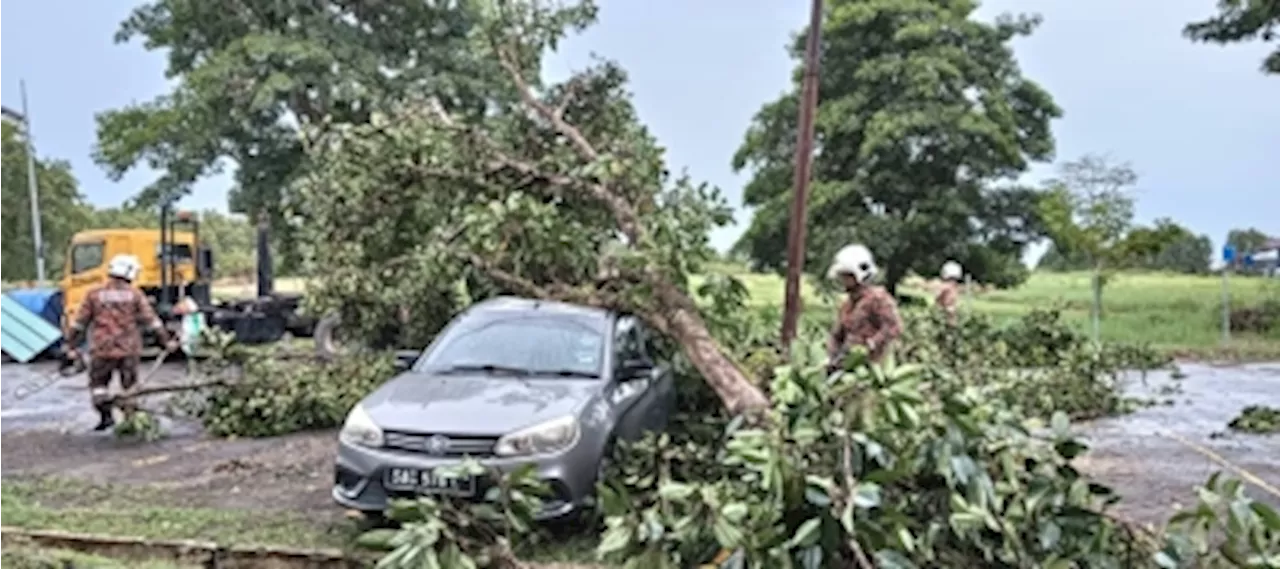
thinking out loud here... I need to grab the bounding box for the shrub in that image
[173,331,398,437]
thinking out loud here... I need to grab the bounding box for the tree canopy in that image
[732,0,1061,294]
[92,0,494,263]
[1184,0,1280,74]
[2,122,93,281]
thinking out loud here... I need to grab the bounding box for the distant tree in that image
[198,211,256,278]
[731,0,1060,294]
[1184,0,1280,74]
[1038,153,1138,340]
[1118,218,1212,274]
[1,122,93,281]
[1153,232,1213,274]
[87,206,159,229]
[1226,227,1273,255]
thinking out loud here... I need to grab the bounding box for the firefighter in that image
[936,260,964,323]
[62,254,178,431]
[826,244,903,372]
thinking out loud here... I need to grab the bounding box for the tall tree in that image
[1,122,93,281]
[295,0,769,413]
[93,0,492,262]
[1038,153,1138,340]
[732,0,1060,294]
[1184,0,1280,74]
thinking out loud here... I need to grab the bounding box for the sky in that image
[2,0,1276,262]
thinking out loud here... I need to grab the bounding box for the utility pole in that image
[780,0,825,351]
[6,81,49,285]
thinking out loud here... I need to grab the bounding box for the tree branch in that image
[465,253,622,310]
[105,379,232,408]
[489,46,645,244]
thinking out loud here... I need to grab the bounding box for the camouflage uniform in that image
[64,280,170,428]
[936,282,960,324]
[828,285,903,367]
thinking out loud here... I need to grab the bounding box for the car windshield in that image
[419,317,604,378]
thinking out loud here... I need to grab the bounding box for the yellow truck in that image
[57,208,317,350]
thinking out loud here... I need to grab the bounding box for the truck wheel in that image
[314,312,348,360]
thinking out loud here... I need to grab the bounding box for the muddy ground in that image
[2,360,1278,528]
[1,360,338,519]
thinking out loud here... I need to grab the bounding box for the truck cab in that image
[60,225,213,328]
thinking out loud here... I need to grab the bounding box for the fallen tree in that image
[290,1,768,413]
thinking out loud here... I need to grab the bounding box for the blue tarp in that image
[2,291,64,363]
[5,287,63,327]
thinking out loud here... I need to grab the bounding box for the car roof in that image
[463,295,616,325]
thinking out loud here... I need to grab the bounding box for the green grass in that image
[0,477,356,551]
[0,547,201,569]
[966,271,1280,355]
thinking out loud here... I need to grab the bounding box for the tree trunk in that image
[655,285,770,415]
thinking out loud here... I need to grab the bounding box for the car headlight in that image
[339,404,384,448]
[493,415,580,457]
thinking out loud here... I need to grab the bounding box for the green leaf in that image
[1038,522,1062,550]
[1050,411,1070,435]
[597,524,635,557]
[787,518,823,549]
[1250,501,1280,529]
[853,482,883,509]
[657,481,696,501]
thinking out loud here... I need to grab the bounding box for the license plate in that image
[384,467,475,496]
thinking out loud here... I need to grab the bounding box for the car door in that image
[635,322,675,430]
[608,316,656,441]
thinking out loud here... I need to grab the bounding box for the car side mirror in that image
[392,354,415,372]
[618,358,653,381]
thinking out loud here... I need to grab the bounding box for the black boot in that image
[93,405,116,431]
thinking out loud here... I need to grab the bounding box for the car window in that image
[614,317,649,366]
[421,317,604,376]
[70,242,105,274]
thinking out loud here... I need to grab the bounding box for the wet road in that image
[1071,361,1280,522]
[1,359,200,436]
[2,359,1278,524]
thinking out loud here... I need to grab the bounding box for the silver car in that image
[332,296,676,520]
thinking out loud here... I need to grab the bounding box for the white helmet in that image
[106,254,141,282]
[941,260,963,281]
[827,244,878,283]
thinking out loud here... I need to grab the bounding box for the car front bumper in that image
[332,437,602,521]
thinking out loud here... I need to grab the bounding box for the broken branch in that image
[105,379,233,408]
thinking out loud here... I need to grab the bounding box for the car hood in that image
[361,372,600,435]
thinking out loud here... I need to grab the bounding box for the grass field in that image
[213,269,1280,358]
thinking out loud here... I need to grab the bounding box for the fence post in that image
[1221,266,1231,345]
[1090,270,1102,343]
[1221,245,1235,346]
